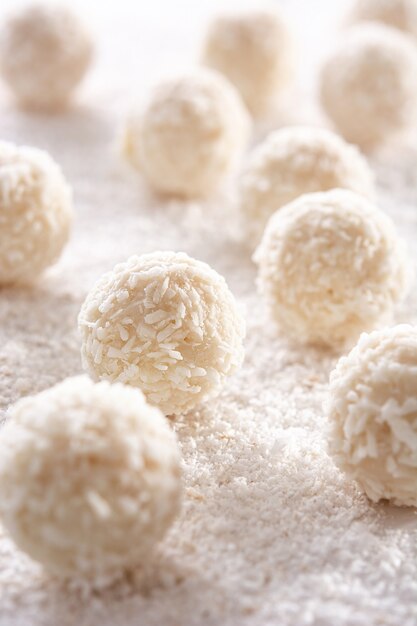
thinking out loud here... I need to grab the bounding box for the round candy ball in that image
[240,126,375,245]
[328,325,417,506]
[0,3,93,110]
[0,376,182,579]
[122,69,250,197]
[201,8,294,116]
[78,252,245,415]
[348,0,417,40]
[0,141,73,285]
[254,189,409,348]
[320,24,417,147]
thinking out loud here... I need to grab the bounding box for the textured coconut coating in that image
[328,325,417,507]
[254,189,410,348]
[122,69,250,197]
[240,126,375,245]
[0,141,72,285]
[320,24,417,147]
[78,252,246,415]
[0,2,93,110]
[0,376,182,581]
[201,8,294,116]
[348,0,417,40]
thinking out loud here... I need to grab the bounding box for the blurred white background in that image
[0,0,353,111]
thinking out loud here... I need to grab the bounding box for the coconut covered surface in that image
[0,1,416,625]
[122,69,250,197]
[240,126,375,245]
[0,376,182,580]
[254,189,409,348]
[0,3,93,110]
[0,140,73,284]
[79,251,245,415]
[328,325,417,507]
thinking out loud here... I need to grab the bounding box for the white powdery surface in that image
[0,2,416,625]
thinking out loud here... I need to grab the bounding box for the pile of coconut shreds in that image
[0,1,416,625]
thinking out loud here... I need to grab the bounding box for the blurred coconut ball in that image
[328,325,417,507]
[240,126,375,245]
[201,7,294,116]
[348,0,417,40]
[0,141,72,285]
[320,23,417,147]
[122,69,250,197]
[0,376,182,580]
[254,189,410,348]
[78,252,246,416]
[0,3,93,110]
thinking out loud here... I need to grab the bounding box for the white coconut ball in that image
[255,189,409,348]
[78,252,245,416]
[201,8,294,116]
[0,376,182,580]
[0,141,72,285]
[240,126,375,245]
[122,69,250,197]
[0,3,93,110]
[328,325,417,506]
[348,0,417,40]
[320,24,417,147]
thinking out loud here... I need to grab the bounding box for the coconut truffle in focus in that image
[0,3,93,110]
[78,252,245,415]
[320,24,417,147]
[122,69,250,197]
[328,325,417,506]
[0,141,72,285]
[201,8,294,116]
[255,189,409,348]
[348,0,417,40]
[240,126,375,245]
[0,376,182,579]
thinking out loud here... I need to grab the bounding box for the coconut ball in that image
[328,325,417,506]
[0,376,182,579]
[240,126,375,245]
[254,189,409,348]
[122,69,250,197]
[201,8,294,116]
[0,3,93,110]
[348,0,417,40]
[78,252,245,416]
[0,141,72,285]
[320,24,417,147]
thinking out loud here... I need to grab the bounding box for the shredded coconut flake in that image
[0,376,182,580]
[328,324,417,506]
[240,126,375,245]
[78,251,246,415]
[0,141,73,285]
[254,189,410,348]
